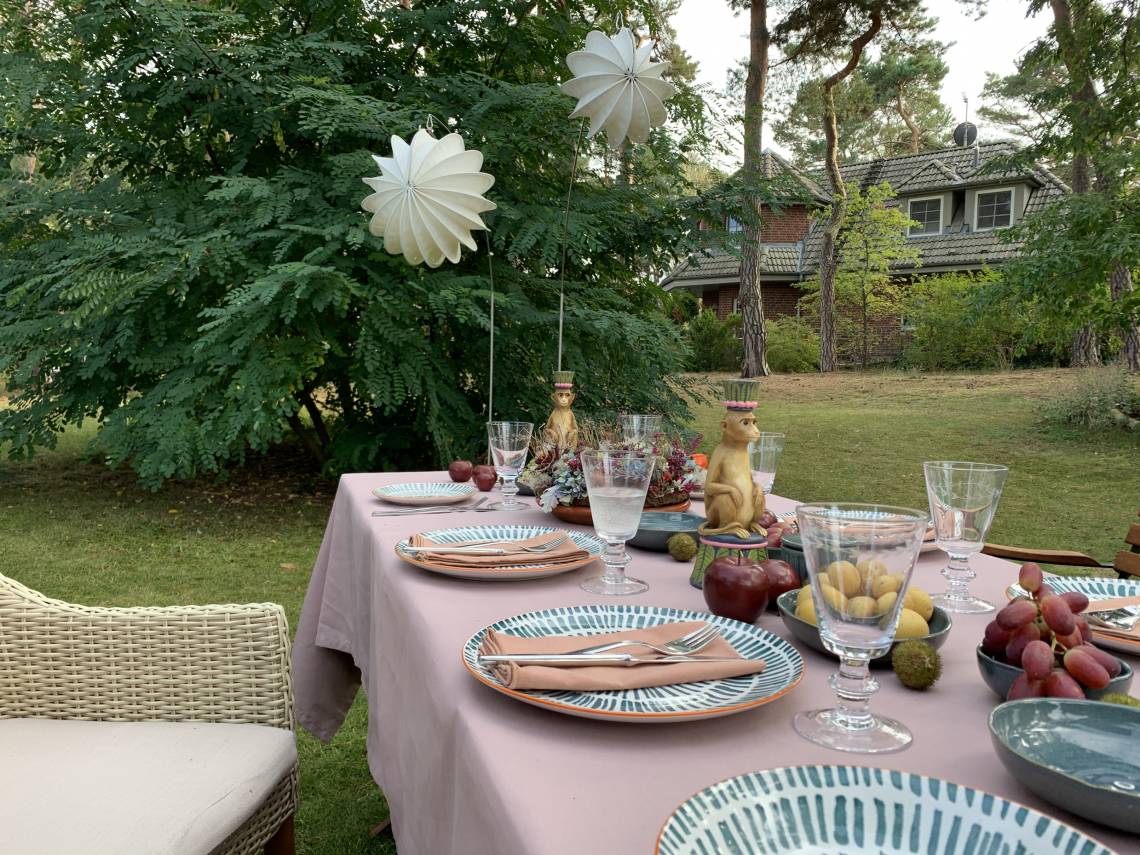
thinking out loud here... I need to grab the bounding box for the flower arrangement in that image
[519,421,703,513]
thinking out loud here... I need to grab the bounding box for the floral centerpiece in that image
[519,421,703,514]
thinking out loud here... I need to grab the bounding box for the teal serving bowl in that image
[776,590,952,669]
[976,645,1133,701]
[627,512,705,552]
[990,698,1140,834]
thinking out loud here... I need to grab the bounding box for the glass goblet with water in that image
[620,414,662,447]
[579,450,656,595]
[793,503,929,754]
[923,461,1009,614]
[748,432,785,495]
[486,421,533,511]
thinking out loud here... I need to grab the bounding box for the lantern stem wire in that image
[484,230,496,422]
[557,122,585,372]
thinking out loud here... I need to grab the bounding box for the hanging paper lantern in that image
[561,27,676,148]
[361,129,496,268]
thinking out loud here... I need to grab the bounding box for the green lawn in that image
[1,368,1137,854]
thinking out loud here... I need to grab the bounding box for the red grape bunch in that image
[981,563,1122,700]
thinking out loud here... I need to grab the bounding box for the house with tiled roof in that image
[664,139,1069,357]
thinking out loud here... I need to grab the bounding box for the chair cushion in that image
[0,718,297,855]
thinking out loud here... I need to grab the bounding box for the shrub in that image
[1045,368,1140,431]
[766,316,820,373]
[688,311,742,371]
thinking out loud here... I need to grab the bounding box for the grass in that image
[1,367,1138,853]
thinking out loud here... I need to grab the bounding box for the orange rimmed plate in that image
[461,605,804,723]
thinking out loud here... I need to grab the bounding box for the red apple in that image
[703,557,770,623]
[472,465,498,492]
[757,510,779,529]
[764,524,784,548]
[761,559,800,609]
[448,460,474,482]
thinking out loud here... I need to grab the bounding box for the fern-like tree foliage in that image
[0,0,714,486]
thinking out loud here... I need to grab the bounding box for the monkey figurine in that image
[699,383,766,540]
[542,371,579,451]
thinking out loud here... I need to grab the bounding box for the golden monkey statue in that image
[699,380,766,540]
[542,371,579,451]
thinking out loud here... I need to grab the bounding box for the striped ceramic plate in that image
[657,765,1112,855]
[395,524,604,581]
[462,605,803,722]
[1007,576,1140,655]
[373,482,476,506]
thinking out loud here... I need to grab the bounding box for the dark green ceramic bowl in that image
[990,698,1140,834]
[975,645,1133,701]
[776,589,953,669]
[627,512,706,552]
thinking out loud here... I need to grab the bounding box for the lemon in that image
[857,558,889,584]
[825,561,861,597]
[894,608,930,639]
[796,584,814,611]
[872,573,903,599]
[876,591,899,614]
[819,584,848,612]
[795,596,818,626]
[847,596,878,618]
[903,588,934,621]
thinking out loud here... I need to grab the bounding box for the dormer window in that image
[908,196,942,236]
[727,217,743,233]
[975,188,1013,230]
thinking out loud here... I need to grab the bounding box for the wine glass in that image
[486,421,534,511]
[793,503,929,754]
[923,461,1009,614]
[579,450,656,595]
[620,414,662,447]
[748,432,785,495]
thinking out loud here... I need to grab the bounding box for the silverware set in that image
[478,623,729,668]
[372,497,497,517]
[402,533,570,556]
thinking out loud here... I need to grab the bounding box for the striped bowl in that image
[462,605,803,723]
[395,524,604,581]
[657,765,1112,854]
[372,481,476,506]
[1006,576,1140,656]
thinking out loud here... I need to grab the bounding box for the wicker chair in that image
[0,573,298,855]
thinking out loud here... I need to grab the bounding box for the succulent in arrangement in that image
[983,563,1123,700]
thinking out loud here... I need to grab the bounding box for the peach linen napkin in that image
[1083,596,1140,641]
[479,620,766,691]
[408,530,588,570]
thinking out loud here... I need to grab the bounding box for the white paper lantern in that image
[561,27,676,148]
[361,129,496,268]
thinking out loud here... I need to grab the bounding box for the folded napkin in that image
[408,530,588,569]
[1084,596,1140,640]
[479,620,766,691]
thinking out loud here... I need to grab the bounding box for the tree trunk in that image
[1070,325,1100,367]
[896,86,921,154]
[1110,263,1140,370]
[861,281,870,369]
[818,11,882,372]
[739,0,770,377]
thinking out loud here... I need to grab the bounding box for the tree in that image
[775,0,922,371]
[800,182,921,366]
[0,0,713,486]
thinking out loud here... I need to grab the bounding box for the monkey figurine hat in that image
[542,370,579,452]
[698,379,766,540]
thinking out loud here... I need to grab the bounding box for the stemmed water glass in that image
[748,432,785,495]
[923,461,1009,614]
[486,421,534,511]
[620,414,662,447]
[793,503,930,754]
[579,450,656,595]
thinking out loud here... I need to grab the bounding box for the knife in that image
[478,653,753,667]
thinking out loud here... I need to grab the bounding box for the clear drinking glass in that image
[620,414,662,447]
[793,503,930,754]
[923,461,1009,614]
[579,450,656,595]
[748,432,785,495]
[486,421,534,511]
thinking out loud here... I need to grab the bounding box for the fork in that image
[373,498,489,517]
[402,534,570,556]
[563,623,720,657]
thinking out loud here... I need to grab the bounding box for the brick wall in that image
[761,205,811,242]
[712,283,802,320]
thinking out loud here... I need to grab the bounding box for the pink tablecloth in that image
[294,472,1135,854]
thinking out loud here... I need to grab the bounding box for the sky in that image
[672,0,1051,163]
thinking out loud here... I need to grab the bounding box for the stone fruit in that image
[795,596,818,626]
[448,460,474,482]
[703,557,770,623]
[903,588,934,621]
[894,608,930,639]
[666,533,697,562]
[857,558,888,584]
[892,640,942,690]
[757,510,778,529]
[760,559,800,606]
[871,573,903,599]
[876,591,899,614]
[795,584,814,611]
[825,561,861,597]
[472,465,497,491]
[847,596,878,618]
[818,585,847,612]
[763,525,784,548]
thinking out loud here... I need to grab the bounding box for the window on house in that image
[731,296,741,313]
[908,198,941,236]
[975,189,1013,230]
[727,217,743,233]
